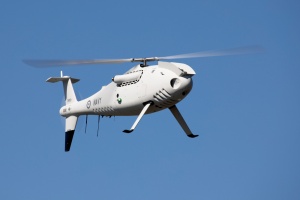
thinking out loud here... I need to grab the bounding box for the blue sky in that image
[0,0,299,199]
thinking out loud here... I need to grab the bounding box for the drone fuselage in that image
[30,46,260,151]
[59,61,195,117]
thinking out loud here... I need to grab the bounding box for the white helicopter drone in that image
[24,46,262,152]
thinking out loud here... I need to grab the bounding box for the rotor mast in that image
[131,57,159,67]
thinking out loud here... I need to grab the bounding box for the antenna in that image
[97,115,100,137]
[85,115,88,133]
[60,71,63,77]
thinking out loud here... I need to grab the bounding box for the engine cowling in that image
[112,71,142,85]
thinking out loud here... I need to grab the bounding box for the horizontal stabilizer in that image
[46,77,80,83]
[46,73,79,105]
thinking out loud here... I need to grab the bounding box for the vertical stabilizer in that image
[65,115,78,151]
[62,78,78,105]
[46,72,80,152]
[46,72,80,105]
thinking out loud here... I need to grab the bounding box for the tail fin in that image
[65,115,78,151]
[46,71,80,105]
[47,71,80,152]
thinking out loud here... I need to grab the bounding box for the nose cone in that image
[179,77,193,94]
[170,77,192,89]
[170,77,193,100]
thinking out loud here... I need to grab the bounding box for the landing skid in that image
[123,102,152,133]
[169,105,198,138]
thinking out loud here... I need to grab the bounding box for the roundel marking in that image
[86,100,91,109]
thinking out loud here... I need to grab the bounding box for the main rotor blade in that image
[23,58,133,67]
[158,45,264,60]
[23,45,264,68]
